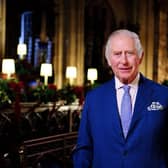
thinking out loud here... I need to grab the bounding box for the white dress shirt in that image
[115,74,140,116]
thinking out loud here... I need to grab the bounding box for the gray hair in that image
[105,29,144,61]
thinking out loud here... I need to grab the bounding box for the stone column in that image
[53,0,84,88]
[53,0,64,88]
[138,0,154,80]
[158,11,168,83]
[68,0,84,86]
[0,0,6,60]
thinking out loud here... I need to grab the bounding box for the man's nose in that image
[120,53,128,63]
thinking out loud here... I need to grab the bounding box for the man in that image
[72,29,168,167]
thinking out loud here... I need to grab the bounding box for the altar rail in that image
[0,102,81,167]
[20,131,78,168]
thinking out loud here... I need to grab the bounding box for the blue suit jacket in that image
[73,75,168,168]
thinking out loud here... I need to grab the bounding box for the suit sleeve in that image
[72,93,93,168]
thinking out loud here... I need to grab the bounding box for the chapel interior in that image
[0,0,168,167]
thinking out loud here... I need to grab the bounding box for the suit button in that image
[123,150,128,156]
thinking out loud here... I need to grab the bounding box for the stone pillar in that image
[0,0,6,60]
[53,0,84,88]
[76,1,84,86]
[158,11,168,83]
[53,0,64,89]
[138,0,154,80]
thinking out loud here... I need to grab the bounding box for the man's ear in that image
[139,52,144,64]
[106,58,111,66]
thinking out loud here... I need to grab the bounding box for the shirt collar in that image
[115,73,140,90]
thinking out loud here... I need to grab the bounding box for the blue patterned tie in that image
[121,85,132,138]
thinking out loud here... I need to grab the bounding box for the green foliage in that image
[57,85,77,104]
[162,80,168,86]
[28,84,57,103]
[0,79,16,107]
[0,78,83,106]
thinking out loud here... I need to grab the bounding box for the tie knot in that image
[123,85,130,92]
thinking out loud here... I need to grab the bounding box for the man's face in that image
[107,34,143,84]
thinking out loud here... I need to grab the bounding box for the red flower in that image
[48,84,57,91]
[8,81,24,93]
[72,86,84,105]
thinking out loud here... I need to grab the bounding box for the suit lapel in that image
[106,79,124,141]
[129,75,154,134]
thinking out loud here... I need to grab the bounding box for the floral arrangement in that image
[0,79,24,108]
[0,77,85,108]
[13,60,85,105]
[57,85,78,104]
[0,79,12,107]
[27,83,57,103]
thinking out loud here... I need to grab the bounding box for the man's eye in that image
[114,52,121,56]
[126,52,134,56]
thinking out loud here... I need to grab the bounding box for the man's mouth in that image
[120,67,131,71]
